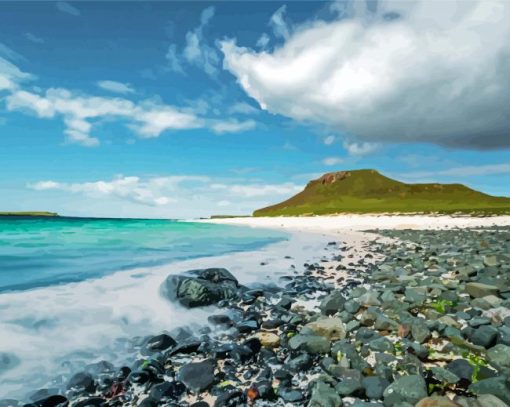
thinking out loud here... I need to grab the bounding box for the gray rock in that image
[470,325,498,347]
[161,268,240,308]
[466,283,499,299]
[308,381,342,407]
[336,378,363,396]
[382,375,427,406]
[362,376,390,400]
[412,320,431,343]
[469,377,510,405]
[288,334,331,354]
[177,359,215,393]
[67,372,95,393]
[320,291,346,316]
[487,344,510,369]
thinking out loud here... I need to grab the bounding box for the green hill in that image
[0,211,58,217]
[254,169,510,216]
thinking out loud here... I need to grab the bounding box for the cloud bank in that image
[221,0,510,150]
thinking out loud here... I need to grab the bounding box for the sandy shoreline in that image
[200,214,510,233]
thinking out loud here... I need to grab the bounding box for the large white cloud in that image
[221,0,510,149]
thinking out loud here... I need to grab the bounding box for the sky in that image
[0,0,509,218]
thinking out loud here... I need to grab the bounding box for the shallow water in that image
[0,217,334,401]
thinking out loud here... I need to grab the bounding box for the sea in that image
[0,216,299,401]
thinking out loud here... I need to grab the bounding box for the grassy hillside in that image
[0,211,58,217]
[254,169,510,216]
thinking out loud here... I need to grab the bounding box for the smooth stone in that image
[469,377,510,405]
[415,396,463,407]
[335,378,363,396]
[288,334,331,354]
[487,344,510,368]
[304,318,346,341]
[254,332,280,349]
[430,366,460,384]
[358,292,381,307]
[177,360,215,393]
[466,283,499,299]
[447,359,474,382]
[145,334,176,352]
[320,291,346,315]
[308,381,342,407]
[149,381,186,402]
[66,372,95,393]
[382,375,427,406]
[470,325,498,347]
[362,376,390,400]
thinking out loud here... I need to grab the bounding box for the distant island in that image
[254,169,510,216]
[0,211,59,217]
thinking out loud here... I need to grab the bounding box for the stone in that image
[415,397,463,407]
[288,334,331,354]
[447,359,474,382]
[368,337,393,353]
[254,332,280,349]
[470,325,498,347]
[382,375,427,406]
[308,381,342,407]
[362,376,390,400]
[430,366,460,384]
[358,292,381,307]
[304,318,346,341]
[161,268,240,308]
[487,344,510,369]
[177,359,215,393]
[477,394,510,407]
[412,320,431,343]
[465,283,499,299]
[469,377,510,405]
[145,334,176,352]
[149,381,186,402]
[66,372,95,393]
[335,378,363,396]
[320,291,346,315]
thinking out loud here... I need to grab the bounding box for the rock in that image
[447,359,474,382]
[430,366,460,384]
[178,360,215,393]
[358,292,381,307]
[483,256,499,267]
[28,395,68,407]
[308,381,342,407]
[415,397,463,407]
[149,381,186,402]
[288,334,331,354]
[412,320,431,343]
[382,375,427,406]
[304,318,346,341]
[287,353,313,372]
[469,377,510,405]
[466,283,499,299]
[278,387,305,402]
[208,314,233,328]
[320,291,345,315]
[72,397,105,407]
[254,332,280,349]
[477,394,510,407]
[161,268,240,308]
[362,376,390,400]
[145,334,176,352]
[470,325,498,347]
[66,372,95,393]
[345,300,361,314]
[487,344,510,369]
[335,378,364,396]
[368,337,393,353]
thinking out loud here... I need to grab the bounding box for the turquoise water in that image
[0,216,287,292]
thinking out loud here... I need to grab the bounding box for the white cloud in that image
[0,54,32,91]
[343,140,379,156]
[167,6,219,77]
[228,101,259,115]
[25,33,44,44]
[97,80,135,95]
[323,135,335,145]
[56,1,81,16]
[28,175,303,216]
[210,119,255,134]
[256,33,270,49]
[269,5,290,40]
[322,156,344,166]
[6,87,252,146]
[221,0,510,150]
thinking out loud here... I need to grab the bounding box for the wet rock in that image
[178,359,215,393]
[161,268,240,308]
[28,395,68,407]
[382,374,427,406]
[66,372,95,393]
[145,334,176,352]
[149,381,186,402]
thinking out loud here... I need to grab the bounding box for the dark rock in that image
[178,359,215,393]
[320,291,345,315]
[29,395,68,407]
[362,376,390,400]
[288,334,330,354]
[469,377,510,405]
[470,325,499,347]
[72,397,106,407]
[308,381,342,407]
[66,372,95,393]
[145,334,176,352]
[161,268,240,308]
[278,387,305,402]
[447,359,474,382]
[149,381,186,402]
[335,378,363,396]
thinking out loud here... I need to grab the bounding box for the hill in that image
[254,169,510,216]
[0,211,59,217]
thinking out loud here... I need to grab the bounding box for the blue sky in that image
[0,1,509,218]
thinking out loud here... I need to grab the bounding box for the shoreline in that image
[3,216,510,406]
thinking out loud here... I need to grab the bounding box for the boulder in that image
[161,268,241,308]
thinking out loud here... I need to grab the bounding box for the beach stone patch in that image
[161,268,241,307]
